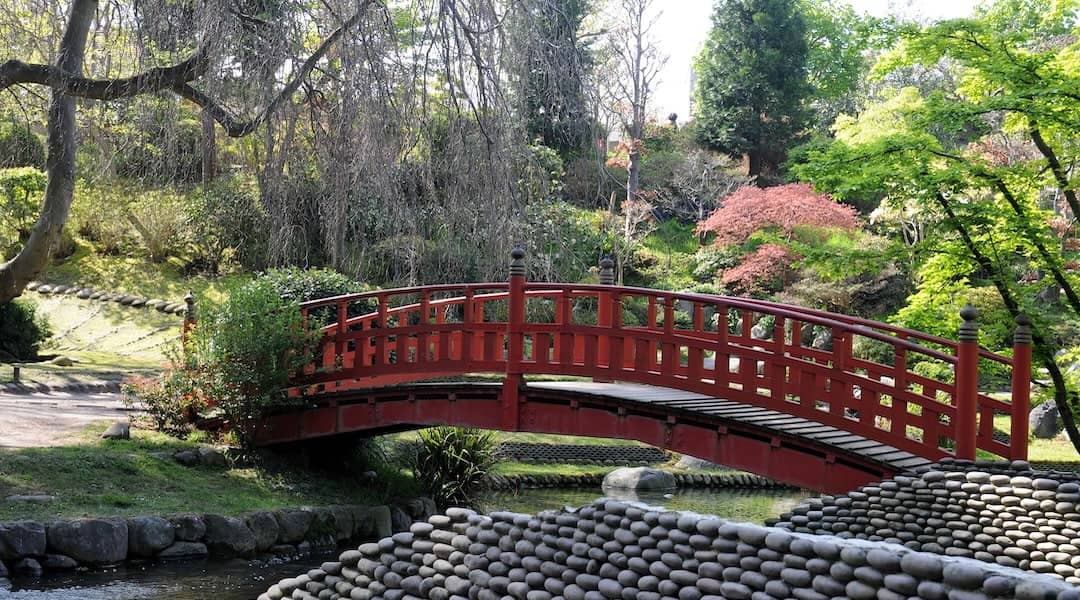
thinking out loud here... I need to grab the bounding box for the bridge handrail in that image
[299,283,991,367]
[289,251,1033,463]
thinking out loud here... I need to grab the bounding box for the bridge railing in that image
[292,250,1032,462]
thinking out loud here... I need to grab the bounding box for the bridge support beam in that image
[956,304,980,461]
[1011,314,1032,461]
[504,248,526,431]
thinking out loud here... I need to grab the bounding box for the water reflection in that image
[0,553,335,600]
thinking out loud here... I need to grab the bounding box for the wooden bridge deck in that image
[527,381,934,473]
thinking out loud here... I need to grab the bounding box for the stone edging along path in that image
[257,499,1080,600]
[24,280,190,316]
[484,471,792,491]
[0,504,395,585]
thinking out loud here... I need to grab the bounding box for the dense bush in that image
[0,122,45,169]
[128,190,187,262]
[0,168,47,248]
[409,427,496,507]
[0,299,52,360]
[70,183,135,254]
[130,277,320,448]
[184,179,268,273]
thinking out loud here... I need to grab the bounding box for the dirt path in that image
[0,391,137,448]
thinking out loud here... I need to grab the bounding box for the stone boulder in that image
[168,513,206,541]
[244,511,280,552]
[674,454,718,470]
[202,514,257,558]
[101,421,130,440]
[46,519,128,565]
[42,554,78,570]
[127,516,175,557]
[602,467,676,491]
[13,557,41,577]
[0,521,46,560]
[274,509,313,544]
[157,541,208,559]
[1030,401,1062,439]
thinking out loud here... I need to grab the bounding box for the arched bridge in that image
[259,251,1033,493]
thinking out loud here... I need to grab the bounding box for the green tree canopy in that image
[692,0,810,178]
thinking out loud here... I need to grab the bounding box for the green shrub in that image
[131,278,321,448]
[122,372,204,437]
[258,267,374,324]
[0,122,45,169]
[184,179,268,273]
[70,183,136,254]
[409,427,496,507]
[0,299,52,360]
[0,167,47,245]
[128,190,187,262]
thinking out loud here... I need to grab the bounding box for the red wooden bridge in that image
[258,249,1033,493]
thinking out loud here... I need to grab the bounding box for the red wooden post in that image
[597,257,615,369]
[956,304,980,460]
[1010,313,1032,461]
[181,291,196,349]
[503,247,527,430]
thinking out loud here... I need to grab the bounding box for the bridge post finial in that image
[1010,312,1032,462]
[958,303,979,342]
[955,303,980,461]
[599,257,615,285]
[509,247,526,279]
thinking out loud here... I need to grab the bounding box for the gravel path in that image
[0,391,137,448]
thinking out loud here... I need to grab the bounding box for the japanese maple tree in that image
[696,183,859,245]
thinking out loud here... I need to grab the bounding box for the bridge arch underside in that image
[257,381,928,494]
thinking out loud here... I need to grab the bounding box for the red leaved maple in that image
[697,183,860,246]
[721,243,799,295]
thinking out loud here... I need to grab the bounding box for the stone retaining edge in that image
[484,470,793,491]
[0,499,438,585]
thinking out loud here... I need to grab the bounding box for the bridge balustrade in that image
[292,249,1032,463]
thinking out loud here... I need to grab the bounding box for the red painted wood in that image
[280,279,1029,469]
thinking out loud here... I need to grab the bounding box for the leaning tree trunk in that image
[0,0,95,304]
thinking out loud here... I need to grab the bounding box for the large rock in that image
[602,467,677,491]
[0,521,46,560]
[202,514,257,558]
[274,509,313,544]
[157,541,208,559]
[46,519,128,565]
[169,514,206,541]
[101,421,130,440]
[127,516,175,557]
[1030,402,1062,439]
[245,511,281,552]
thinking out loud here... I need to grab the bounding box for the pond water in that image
[2,486,808,599]
[0,552,337,600]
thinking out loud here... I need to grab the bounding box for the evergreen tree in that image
[693,0,810,178]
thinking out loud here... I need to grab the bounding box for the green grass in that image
[39,240,247,305]
[0,424,387,521]
[982,414,1080,463]
[385,429,649,448]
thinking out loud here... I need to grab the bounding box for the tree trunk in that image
[627,144,640,205]
[201,108,217,184]
[0,0,95,304]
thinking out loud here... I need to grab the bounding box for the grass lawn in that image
[0,424,390,521]
[979,414,1079,463]
[39,241,247,305]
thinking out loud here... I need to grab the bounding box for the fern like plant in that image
[410,427,497,507]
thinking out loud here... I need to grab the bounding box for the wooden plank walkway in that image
[527,381,933,472]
